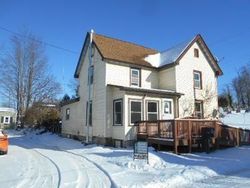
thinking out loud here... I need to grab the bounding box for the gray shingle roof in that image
[159,39,192,67]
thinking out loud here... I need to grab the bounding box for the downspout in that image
[86,29,94,144]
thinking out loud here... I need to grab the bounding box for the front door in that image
[162,99,174,120]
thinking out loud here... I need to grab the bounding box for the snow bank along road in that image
[1,130,250,188]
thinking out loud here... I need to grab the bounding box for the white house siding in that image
[106,63,130,87]
[159,67,176,91]
[175,42,218,118]
[61,102,83,137]
[92,49,106,139]
[141,69,158,89]
[61,45,106,140]
[106,87,125,140]
[106,62,158,89]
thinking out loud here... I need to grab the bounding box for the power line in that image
[0,26,78,54]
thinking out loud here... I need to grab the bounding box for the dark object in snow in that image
[36,129,47,135]
[201,127,215,153]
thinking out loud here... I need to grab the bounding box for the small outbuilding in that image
[0,107,17,129]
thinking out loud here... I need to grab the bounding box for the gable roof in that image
[145,34,223,75]
[93,34,158,67]
[74,32,158,78]
[74,32,223,78]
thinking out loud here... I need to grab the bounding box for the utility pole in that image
[86,29,94,144]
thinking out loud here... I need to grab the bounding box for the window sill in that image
[194,87,202,90]
[113,124,123,126]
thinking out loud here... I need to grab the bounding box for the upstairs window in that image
[130,68,140,87]
[194,71,202,89]
[194,48,199,58]
[113,99,123,126]
[66,108,70,120]
[195,101,203,119]
[88,65,94,85]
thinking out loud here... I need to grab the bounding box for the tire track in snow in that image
[60,150,117,188]
[16,141,61,188]
[48,145,116,188]
[31,149,62,188]
[15,133,115,187]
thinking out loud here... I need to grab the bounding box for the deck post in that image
[158,121,160,138]
[188,120,192,153]
[173,120,178,154]
[214,121,218,150]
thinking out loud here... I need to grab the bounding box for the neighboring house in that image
[0,107,17,129]
[61,31,223,147]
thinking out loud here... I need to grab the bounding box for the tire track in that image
[17,142,61,188]
[31,149,61,188]
[42,145,116,188]
[63,150,116,188]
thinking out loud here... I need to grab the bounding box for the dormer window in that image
[194,48,199,58]
[130,68,140,87]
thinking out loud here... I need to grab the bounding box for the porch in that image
[136,119,250,153]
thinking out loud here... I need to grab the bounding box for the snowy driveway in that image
[0,132,112,188]
[1,130,250,188]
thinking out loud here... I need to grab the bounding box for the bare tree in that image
[232,65,250,109]
[67,78,79,98]
[0,32,61,126]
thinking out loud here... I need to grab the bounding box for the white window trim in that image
[163,100,173,115]
[195,101,203,118]
[194,71,201,89]
[4,116,10,124]
[66,108,70,120]
[129,99,142,125]
[130,68,140,87]
[113,99,123,126]
[146,101,158,121]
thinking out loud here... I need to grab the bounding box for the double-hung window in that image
[195,101,203,119]
[86,101,92,126]
[66,108,70,120]
[194,71,202,89]
[113,99,122,126]
[130,100,142,125]
[130,68,140,87]
[147,101,158,121]
[4,116,10,124]
[88,65,94,85]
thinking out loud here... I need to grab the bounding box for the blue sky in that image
[0,0,250,105]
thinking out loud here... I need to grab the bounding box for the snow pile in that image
[221,111,250,129]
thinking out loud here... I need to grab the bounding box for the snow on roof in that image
[145,37,194,68]
[159,40,191,66]
[0,107,17,113]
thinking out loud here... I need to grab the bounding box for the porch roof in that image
[107,84,183,97]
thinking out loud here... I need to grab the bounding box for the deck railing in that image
[136,119,250,153]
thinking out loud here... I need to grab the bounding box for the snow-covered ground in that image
[221,111,250,129]
[1,129,250,188]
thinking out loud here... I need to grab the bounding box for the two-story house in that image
[61,31,223,147]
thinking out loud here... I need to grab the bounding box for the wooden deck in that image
[136,119,250,153]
